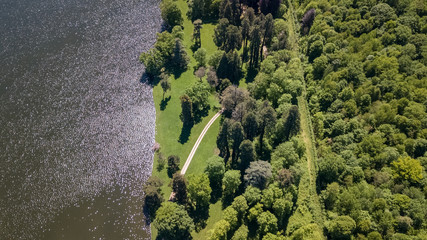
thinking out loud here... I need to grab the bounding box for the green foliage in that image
[239,140,256,171]
[208,219,230,240]
[160,73,171,100]
[242,112,258,141]
[143,176,164,219]
[271,141,300,173]
[180,94,194,127]
[194,47,207,68]
[327,216,356,240]
[257,210,278,236]
[185,81,211,113]
[231,224,249,240]
[371,3,397,27]
[244,161,273,189]
[391,156,424,184]
[154,202,194,239]
[167,155,180,177]
[172,173,188,205]
[160,0,183,28]
[205,155,226,191]
[243,186,262,206]
[187,173,212,209]
[223,170,241,198]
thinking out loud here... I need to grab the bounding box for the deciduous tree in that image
[172,173,188,205]
[154,202,194,239]
[244,161,272,189]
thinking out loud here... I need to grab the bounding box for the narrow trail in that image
[286,0,325,233]
[181,110,223,175]
[169,110,222,201]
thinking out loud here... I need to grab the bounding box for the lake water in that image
[0,0,161,239]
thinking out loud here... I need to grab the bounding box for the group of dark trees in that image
[142,0,426,239]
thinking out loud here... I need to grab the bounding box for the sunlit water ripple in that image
[0,0,162,239]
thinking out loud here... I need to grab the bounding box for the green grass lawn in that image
[149,0,224,239]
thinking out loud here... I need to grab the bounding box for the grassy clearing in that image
[149,0,223,239]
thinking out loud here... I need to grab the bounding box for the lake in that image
[0,0,161,238]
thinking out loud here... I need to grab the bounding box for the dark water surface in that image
[0,0,162,239]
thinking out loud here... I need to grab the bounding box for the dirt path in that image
[180,110,223,175]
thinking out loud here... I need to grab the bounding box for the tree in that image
[367,231,383,240]
[185,81,211,115]
[231,195,249,218]
[161,0,183,28]
[187,173,212,210]
[301,8,315,35]
[160,73,171,100]
[231,225,249,240]
[244,161,272,189]
[194,47,207,68]
[271,142,299,173]
[223,206,239,230]
[172,173,188,205]
[241,18,250,49]
[154,202,194,239]
[243,186,262,206]
[291,223,324,240]
[214,18,230,49]
[242,112,258,141]
[143,176,164,218]
[195,67,206,81]
[318,154,345,188]
[326,216,356,240]
[209,219,230,240]
[219,0,240,25]
[224,25,242,52]
[167,155,180,177]
[223,170,241,199]
[260,14,274,60]
[391,156,424,184]
[217,50,241,83]
[249,25,262,69]
[239,140,256,172]
[180,94,194,127]
[220,86,249,116]
[257,210,278,236]
[275,105,300,143]
[217,119,232,161]
[188,0,208,21]
[140,48,165,76]
[171,38,190,71]
[193,19,203,48]
[370,3,397,27]
[258,101,276,157]
[207,67,219,87]
[259,0,281,16]
[205,155,226,194]
[231,121,244,165]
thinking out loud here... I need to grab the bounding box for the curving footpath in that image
[180,109,223,175]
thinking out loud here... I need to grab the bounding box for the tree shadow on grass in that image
[210,184,222,204]
[193,106,210,124]
[245,67,258,83]
[160,96,171,111]
[178,123,193,144]
[190,205,210,232]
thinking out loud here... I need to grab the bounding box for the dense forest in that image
[141,0,427,239]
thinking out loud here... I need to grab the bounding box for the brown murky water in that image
[0,0,161,239]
